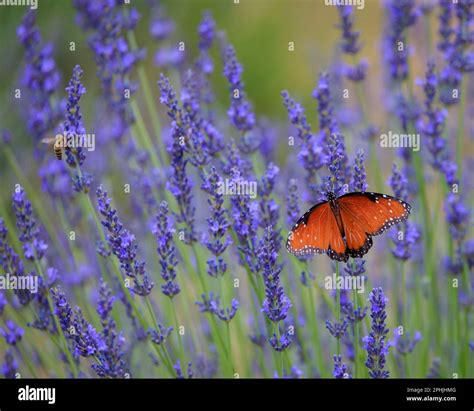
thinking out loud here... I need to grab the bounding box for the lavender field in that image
[0,0,473,380]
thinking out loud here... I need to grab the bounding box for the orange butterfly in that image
[286,191,411,262]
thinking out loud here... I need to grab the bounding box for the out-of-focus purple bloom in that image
[445,193,470,242]
[174,360,193,379]
[73,0,144,139]
[0,320,24,346]
[17,11,63,142]
[351,149,368,192]
[0,292,6,315]
[281,91,324,198]
[154,201,180,298]
[196,293,239,322]
[383,0,418,81]
[344,258,366,277]
[427,357,441,378]
[417,61,456,183]
[333,355,352,378]
[259,227,291,324]
[363,287,390,378]
[344,59,368,82]
[464,239,474,269]
[197,11,216,75]
[149,3,175,40]
[155,46,185,67]
[0,219,34,305]
[337,5,361,54]
[222,44,256,133]
[91,278,128,378]
[12,186,48,262]
[286,178,300,227]
[391,329,422,355]
[312,73,339,148]
[149,324,173,346]
[201,167,231,278]
[39,161,73,199]
[2,349,18,379]
[438,0,454,52]
[300,271,315,287]
[96,186,153,296]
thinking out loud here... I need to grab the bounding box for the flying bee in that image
[41,134,65,160]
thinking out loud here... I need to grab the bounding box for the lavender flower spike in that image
[363,287,390,378]
[96,186,153,296]
[154,201,180,298]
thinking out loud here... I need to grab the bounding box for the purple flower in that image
[0,320,24,346]
[222,44,256,133]
[445,193,470,242]
[0,219,34,305]
[196,293,239,322]
[391,329,422,355]
[2,349,18,379]
[259,227,291,323]
[12,186,48,262]
[363,287,390,378]
[149,324,173,346]
[17,11,63,142]
[323,133,350,199]
[258,163,281,248]
[383,0,418,80]
[197,11,216,75]
[417,60,455,181]
[62,65,87,167]
[51,286,103,358]
[312,73,339,148]
[92,279,128,378]
[438,0,454,52]
[333,355,352,378]
[326,319,349,339]
[344,59,368,82]
[158,75,197,243]
[269,330,292,352]
[229,169,259,273]
[201,167,231,278]
[281,91,324,197]
[174,360,193,379]
[351,149,368,192]
[149,3,175,40]
[286,178,300,227]
[96,186,153,296]
[154,201,180,298]
[337,5,361,54]
[154,46,185,68]
[73,0,144,139]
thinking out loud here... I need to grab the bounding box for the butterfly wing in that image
[337,191,411,258]
[286,201,347,262]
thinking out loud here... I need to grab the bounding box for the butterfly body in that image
[286,191,411,262]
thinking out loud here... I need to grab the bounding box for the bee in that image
[41,134,65,160]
